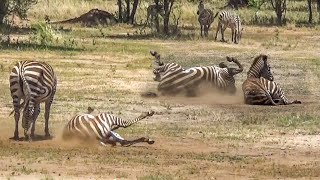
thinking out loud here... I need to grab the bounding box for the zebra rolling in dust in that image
[150,51,243,96]
[242,54,301,105]
[197,0,214,37]
[62,111,155,147]
[9,60,57,142]
[214,10,243,44]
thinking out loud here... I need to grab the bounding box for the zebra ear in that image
[261,54,268,62]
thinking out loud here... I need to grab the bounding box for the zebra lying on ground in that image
[9,60,57,142]
[242,54,301,105]
[150,51,243,96]
[214,10,243,44]
[197,0,214,37]
[62,111,155,147]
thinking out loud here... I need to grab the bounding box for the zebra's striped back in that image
[10,61,56,105]
[63,111,154,140]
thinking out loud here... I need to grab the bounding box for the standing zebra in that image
[9,60,57,141]
[242,54,301,105]
[62,111,155,147]
[150,51,243,96]
[214,10,243,44]
[197,0,214,37]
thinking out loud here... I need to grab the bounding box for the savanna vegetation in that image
[0,0,319,179]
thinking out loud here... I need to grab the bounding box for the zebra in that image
[150,51,243,96]
[214,10,243,44]
[9,60,57,142]
[197,0,214,37]
[150,51,184,82]
[145,3,165,26]
[62,111,155,147]
[242,54,301,105]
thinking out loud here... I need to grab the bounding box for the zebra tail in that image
[213,12,219,20]
[9,101,25,116]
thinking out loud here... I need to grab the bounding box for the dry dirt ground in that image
[0,26,320,179]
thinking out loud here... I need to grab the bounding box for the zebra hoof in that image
[147,139,155,145]
[294,100,302,104]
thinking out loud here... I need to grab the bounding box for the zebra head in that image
[197,0,205,15]
[248,54,274,81]
[22,104,35,140]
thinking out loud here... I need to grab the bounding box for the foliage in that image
[0,0,37,24]
[31,22,56,46]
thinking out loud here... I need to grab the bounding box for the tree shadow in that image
[0,42,83,51]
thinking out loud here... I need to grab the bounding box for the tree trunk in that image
[317,0,320,23]
[308,0,312,24]
[0,0,8,25]
[129,0,138,24]
[271,0,286,26]
[118,0,122,23]
[126,0,130,23]
[163,0,174,35]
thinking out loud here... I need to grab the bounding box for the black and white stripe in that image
[62,111,155,146]
[197,0,214,37]
[242,54,301,105]
[9,60,57,141]
[214,10,243,44]
[150,52,243,96]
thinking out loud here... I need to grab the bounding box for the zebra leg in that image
[30,104,40,138]
[121,137,155,147]
[214,22,221,41]
[13,98,22,140]
[221,26,227,42]
[200,25,203,37]
[44,93,55,137]
[231,28,235,43]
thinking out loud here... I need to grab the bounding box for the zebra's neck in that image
[247,60,264,78]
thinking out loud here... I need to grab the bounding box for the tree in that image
[117,0,123,23]
[0,0,37,25]
[129,0,139,24]
[317,0,320,23]
[163,0,174,34]
[307,0,312,24]
[225,0,249,9]
[270,0,287,25]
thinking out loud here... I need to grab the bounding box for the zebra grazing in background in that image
[242,54,301,105]
[146,3,165,26]
[9,60,57,142]
[62,111,155,147]
[150,51,243,96]
[197,0,214,37]
[214,10,243,44]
